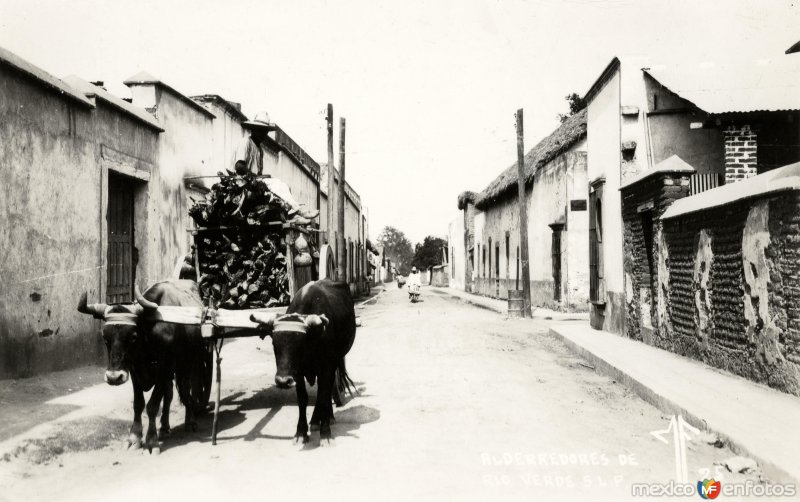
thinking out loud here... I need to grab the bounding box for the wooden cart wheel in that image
[318,244,337,281]
[195,342,213,413]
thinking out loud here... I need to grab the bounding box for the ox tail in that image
[336,357,359,400]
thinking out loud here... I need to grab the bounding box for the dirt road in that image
[0,286,760,501]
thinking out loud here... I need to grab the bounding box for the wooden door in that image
[552,230,562,301]
[107,173,135,304]
[494,244,500,297]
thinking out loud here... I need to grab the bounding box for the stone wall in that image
[662,192,800,395]
[621,169,692,344]
[623,160,800,395]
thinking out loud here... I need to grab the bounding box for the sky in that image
[1,0,798,243]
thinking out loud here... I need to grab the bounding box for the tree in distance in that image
[377,226,414,276]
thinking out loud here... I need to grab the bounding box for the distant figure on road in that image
[406,266,422,301]
[235,111,319,224]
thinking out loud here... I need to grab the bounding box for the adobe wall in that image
[662,192,800,395]
[621,170,692,344]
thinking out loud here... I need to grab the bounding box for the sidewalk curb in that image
[548,326,798,484]
[431,287,589,321]
[430,287,505,314]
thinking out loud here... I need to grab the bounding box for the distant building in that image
[320,164,370,295]
[449,109,589,311]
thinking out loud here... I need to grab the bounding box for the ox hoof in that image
[293,434,310,446]
[148,446,161,456]
[158,427,171,440]
[319,437,334,448]
[125,435,143,451]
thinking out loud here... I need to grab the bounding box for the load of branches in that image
[187,171,294,309]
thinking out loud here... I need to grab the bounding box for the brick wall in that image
[662,192,800,396]
[724,125,757,184]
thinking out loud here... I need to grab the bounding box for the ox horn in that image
[304,314,329,328]
[250,312,277,339]
[134,285,159,311]
[77,292,107,319]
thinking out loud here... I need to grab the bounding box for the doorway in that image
[107,173,135,303]
[495,242,500,298]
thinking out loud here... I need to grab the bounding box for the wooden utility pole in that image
[326,104,335,245]
[336,117,347,282]
[515,109,532,317]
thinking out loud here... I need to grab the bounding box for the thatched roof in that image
[457,191,478,210]
[474,108,587,210]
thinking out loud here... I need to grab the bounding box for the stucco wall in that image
[587,68,625,333]
[469,145,588,311]
[203,100,246,175]
[126,83,216,287]
[0,69,159,378]
[447,212,467,292]
[273,150,318,211]
[644,73,724,175]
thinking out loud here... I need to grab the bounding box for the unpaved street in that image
[0,286,759,502]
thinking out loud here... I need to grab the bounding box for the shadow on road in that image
[160,381,379,451]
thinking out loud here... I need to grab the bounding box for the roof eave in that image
[584,57,621,104]
[124,74,216,119]
[0,56,95,109]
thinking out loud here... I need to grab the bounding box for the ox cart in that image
[158,174,338,445]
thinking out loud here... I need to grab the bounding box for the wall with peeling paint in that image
[467,147,589,311]
[622,160,800,395]
[661,192,800,395]
[0,66,160,378]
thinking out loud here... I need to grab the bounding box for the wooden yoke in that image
[142,306,286,338]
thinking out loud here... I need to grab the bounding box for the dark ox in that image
[251,279,357,446]
[78,280,206,454]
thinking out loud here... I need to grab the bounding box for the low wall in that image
[662,191,800,395]
[622,162,800,396]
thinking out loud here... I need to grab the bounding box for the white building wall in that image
[587,68,625,333]
[447,212,466,291]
